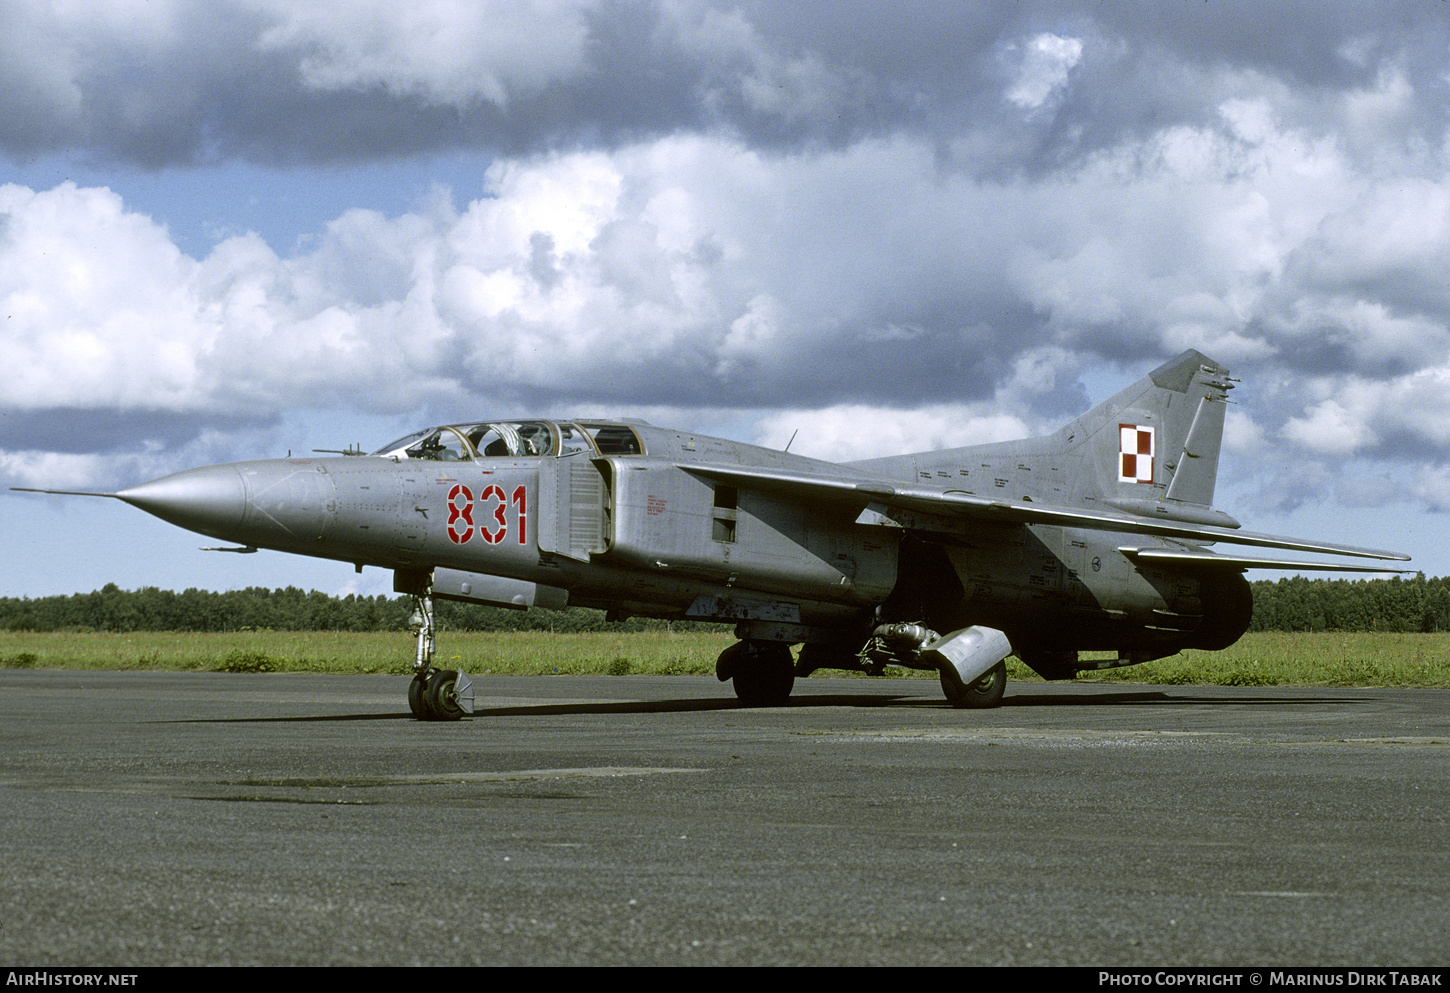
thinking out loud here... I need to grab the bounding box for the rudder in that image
[1062,350,1238,528]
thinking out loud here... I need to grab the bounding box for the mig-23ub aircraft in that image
[15,350,1410,719]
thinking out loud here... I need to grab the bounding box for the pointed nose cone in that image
[116,464,248,540]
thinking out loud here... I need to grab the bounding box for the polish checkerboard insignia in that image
[1119,424,1154,484]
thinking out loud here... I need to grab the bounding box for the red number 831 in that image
[446,484,528,545]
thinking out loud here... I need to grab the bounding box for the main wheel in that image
[940,660,1007,709]
[422,668,468,721]
[729,643,796,707]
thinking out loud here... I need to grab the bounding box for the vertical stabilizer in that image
[1063,350,1238,528]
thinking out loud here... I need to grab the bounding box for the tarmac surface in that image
[1,669,1447,967]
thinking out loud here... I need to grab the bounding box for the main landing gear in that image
[855,622,1014,709]
[405,590,474,721]
[715,623,1014,709]
[716,640,796,707]
[938,660,1007,709]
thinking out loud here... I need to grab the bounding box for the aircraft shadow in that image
[158,685,1371,723]
[1001,689,1373,708]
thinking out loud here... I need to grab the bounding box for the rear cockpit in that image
[371,420,645,461]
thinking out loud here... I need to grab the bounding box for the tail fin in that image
[1064,349,1238,529]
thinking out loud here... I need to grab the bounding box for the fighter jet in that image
[15,350,1409,719]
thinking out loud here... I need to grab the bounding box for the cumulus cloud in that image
[255,0,599,107]
[3,0,1450,525]
[0,183,205,411]
[1002,33,1083,111]
[757,404,1031,466]
[1282,399,1379,456]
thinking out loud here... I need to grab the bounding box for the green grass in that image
[1,629,1448,687]
[0,628,735,677]
[1058,631,1450,688]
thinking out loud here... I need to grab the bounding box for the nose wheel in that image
[410,667,473,721]
[405,589,474,721]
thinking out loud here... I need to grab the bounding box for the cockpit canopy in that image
[370,420,643,461]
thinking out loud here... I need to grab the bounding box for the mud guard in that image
[921,626,1012,692]
[453,669,476,715]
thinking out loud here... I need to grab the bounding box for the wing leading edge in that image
[680,462,1410,569]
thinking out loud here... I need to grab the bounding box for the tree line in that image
[1,574,1447,634]
[1245,573,1449,633]
[0,583,678,634]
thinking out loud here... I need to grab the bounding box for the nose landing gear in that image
[404,587,474,721]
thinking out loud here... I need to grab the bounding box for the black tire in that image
[423,669,468,721]
[407,674,429,718]
[731,643,796,707]
[715,640,746,682]
[940,660,1007,709]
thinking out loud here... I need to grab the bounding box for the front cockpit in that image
[370,420,645,462]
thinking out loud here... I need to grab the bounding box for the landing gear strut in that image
[405,588,473,721]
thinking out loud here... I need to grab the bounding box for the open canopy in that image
[370,420,644,461]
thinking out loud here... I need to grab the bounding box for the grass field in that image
[1,628,1448,687]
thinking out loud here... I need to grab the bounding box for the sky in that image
[4,0,1450,600]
